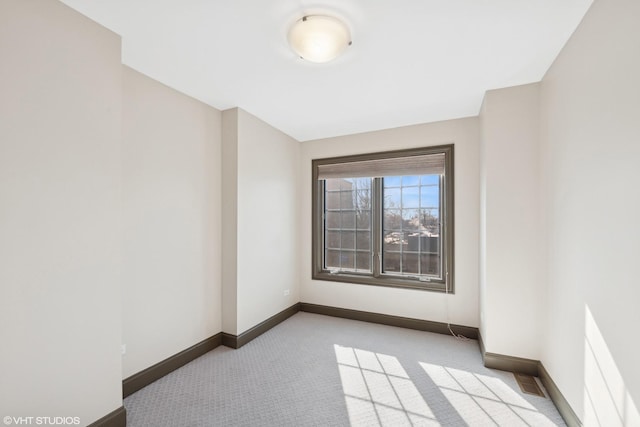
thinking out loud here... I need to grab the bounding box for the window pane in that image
[354,177,372,189]
[326,191,340,210]
[325,250,340,269]
[423,236,440,254]
[340,251,355,269]
[402,209,421,230]
[402,253,419,275]
[340,191,355,209]
[422,208,439,222]
[356,252,371,271]
[326,179,342,191]
[402,187,420,208]
[420,185,439,208]
[421,175,439,185]
[402,175,420,186]
[383,252,400,272]
[383,231,405,252]
[340,179,355,191]
[342,211,356,229]
[356,190,371,210]
[384,209,402,230]
[326,231,340,249]
[384,176,402,187]
[384,188,401,208]
[356,211,370,229]
[341,231,355,250]
[421,253,440,275]
[406,232,422,251]
[326,211,340,229]
[356,230,371,250]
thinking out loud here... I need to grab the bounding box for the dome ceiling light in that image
[287,15,352,63]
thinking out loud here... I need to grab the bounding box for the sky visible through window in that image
[383,175,440,220]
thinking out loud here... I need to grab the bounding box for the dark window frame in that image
[312,144,455,293]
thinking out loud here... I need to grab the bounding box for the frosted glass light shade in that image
[288,15,351,63]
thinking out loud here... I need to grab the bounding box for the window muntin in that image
[312,145,454,293]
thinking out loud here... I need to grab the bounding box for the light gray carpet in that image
[124,312,565,426]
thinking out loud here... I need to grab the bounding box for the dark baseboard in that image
[538,362,582,427]
[122,333,222,398]
[222,303,301,349]
[477,332,539,376]
[87,406,126,427]
[483,351,540,377]
[299,302,478,339]
[221,332,237,348]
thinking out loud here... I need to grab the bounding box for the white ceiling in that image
[60,0,592,141]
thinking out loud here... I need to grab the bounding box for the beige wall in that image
[122,67,222,378]
[299,118,480,327]
[479,83,544,359]
[222,108,300,335]
[221,109,239,334]
[0,1,123,424]
[540,0,640,422]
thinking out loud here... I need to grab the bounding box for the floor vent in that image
[514,373,545,397]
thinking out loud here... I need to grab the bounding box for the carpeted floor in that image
[124,312,565,426]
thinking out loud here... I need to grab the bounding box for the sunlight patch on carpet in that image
[335,344,440,427]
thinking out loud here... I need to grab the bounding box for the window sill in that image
[312,271,451,293]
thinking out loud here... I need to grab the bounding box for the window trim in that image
[312,144,454,293]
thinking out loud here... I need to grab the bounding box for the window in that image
[312,145,454,292]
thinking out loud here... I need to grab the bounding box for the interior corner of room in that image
[1,0,638,426]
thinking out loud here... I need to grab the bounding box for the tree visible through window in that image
[312,145,454,292]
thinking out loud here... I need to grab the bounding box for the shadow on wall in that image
[584,305,640,426]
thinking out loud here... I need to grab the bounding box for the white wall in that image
[299,118,480,327]
[540,0,640,421]
[479,83,544,359]
[122,67,222,378]
[222,108,300,335]
[0,1,123,424]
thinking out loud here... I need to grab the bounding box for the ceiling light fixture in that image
[287,15,352,63]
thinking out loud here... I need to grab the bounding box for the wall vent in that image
[514,373,545,397]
